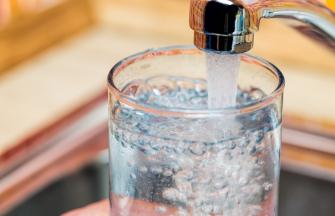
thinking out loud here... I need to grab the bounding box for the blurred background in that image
[0,0,334,215]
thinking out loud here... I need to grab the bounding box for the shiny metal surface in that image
[190,0,335,53]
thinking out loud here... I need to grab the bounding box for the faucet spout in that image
[190,0,335,53]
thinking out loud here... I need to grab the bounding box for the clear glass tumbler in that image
[108,46,285,216]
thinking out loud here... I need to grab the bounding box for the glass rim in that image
[107,45,285,117]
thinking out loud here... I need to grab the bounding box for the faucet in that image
[190,0,335,53]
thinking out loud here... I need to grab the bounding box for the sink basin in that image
[5,160,335,216]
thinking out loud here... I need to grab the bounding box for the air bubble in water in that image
[155,205,167,214]
[201,204,213,214]
[175,169,194,181]
[130,173,136,179]
[163,169,173,177]
[196,174,211,184]
[189,142,205,156]
[177,208,188,216]
[175,179,192,197]
[239,177,249,186]
[139,166,148,173]
[163,188,187,203]
[263,182,273,191]
[213,179,227,189]
[127,159,135,167]
[151,166,163,174]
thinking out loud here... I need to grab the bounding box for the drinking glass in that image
[108,46,285,216]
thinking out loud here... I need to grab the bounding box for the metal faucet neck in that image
[190,0,335,53]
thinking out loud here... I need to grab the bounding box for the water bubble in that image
[127,159,135,167]
[263,182,273,191]
[256,131,265,143]
[177,208,188,216]
[122,80,144,97]
[176,79,195,90]
[170,163,181,173]
[130,173,136,179]
[228,141,237,150]
[250,88,266,100]
[175,170,194,181]
[196,174,211,184]
[146,76,176,96]
[201,204,213,214]
[136,85,153,102]
[257,159,265,165]
[190,97,205,106]
[247,205,262,216]
[176,94,187,103]
[231,171,239,179]
[118,196,131,209]
[213,179,227,189]
[189,142,205,156]
[151,166,163,174]
[224,168,232,177]
[195,82,207,97]
[175,180,192,197]
[163,188,187,203]
[155,205,167,214]
[216,187,229,198]
[238,177,249,186]
[139,166,148,173]
[212,205,223,214]
[178,157,194,170]
[250,146,257,155]
[163,168,173,177]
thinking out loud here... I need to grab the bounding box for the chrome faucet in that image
[190,0,335,53]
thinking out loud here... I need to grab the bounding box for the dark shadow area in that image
[279,171,335,216]
[5,163,108,216]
